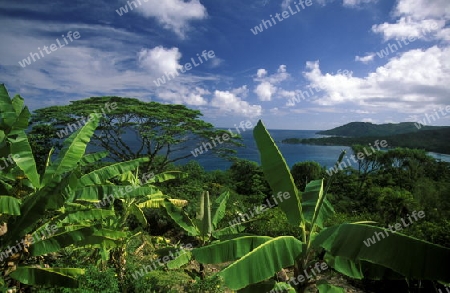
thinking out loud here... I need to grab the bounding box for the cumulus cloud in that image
[253,65,290,101]
[355,53,375,63]
[256,69,267,78]
[372,18,445,41]
[231,85,249,97]
[372,0,450,41]
[0,15,220,109]
[394,0,450,20]
[158,86,208,106]
[211,89,262,117]
[138,46,182,75]
[303,46,450,112]
[254,82,277,101]
[135,0,207,38]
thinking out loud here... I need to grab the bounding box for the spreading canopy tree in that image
[31,97,242,171]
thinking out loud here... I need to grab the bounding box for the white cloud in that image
[355,53,375,63]
[253,65,290,101]
[372,18,445,41]
[135,0,207,38]
[158,86,208,106]
[343,0,377,7]
[372,0,450,41]
[256,69,267,78]
[254,82,277,101]
[303,46,450,112]
[211,90,262,117]
[138,46,182,75]
[314,0,377,7]
[278,89,298,99]
[231,85,249,98]
[0,16,221,109]
[394,0,450,20]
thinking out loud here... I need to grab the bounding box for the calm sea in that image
[177,129,347,171]
[90,128,450,172]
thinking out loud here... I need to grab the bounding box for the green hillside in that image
[317,122,443,137]
[284,126,450,154]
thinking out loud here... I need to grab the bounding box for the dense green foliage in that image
[174,120,450,293]
[291,161,325,191]
[2,84,450,293]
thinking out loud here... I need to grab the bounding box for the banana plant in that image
[161,190,245,273]
[164,190,244,244]
[186,120,450,292]
[73,167,189,286]
[0,84,151,290]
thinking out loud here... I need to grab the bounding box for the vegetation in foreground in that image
[1,84,450,293]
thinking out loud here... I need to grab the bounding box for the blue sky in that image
[0,0,449,130]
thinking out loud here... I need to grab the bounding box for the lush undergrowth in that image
[1,85,449,293]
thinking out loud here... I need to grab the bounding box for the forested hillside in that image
[317,122,444,137]
[284,125,450,154]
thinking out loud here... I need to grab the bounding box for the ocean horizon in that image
[178,128,450,171]
[86,128,450,172]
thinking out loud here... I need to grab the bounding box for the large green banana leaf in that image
[77,158,148,186]
[324,254,403,280]
[30,226,96,256]
[72,185,161,202]
[166,250,193,269]
[31,226,127,256]
[301,179,334,230]
[0,85,40,188]
[0,195,21,215]
[5,176,71,241]
[211,191,230,228]
[192,235,276,264]
[79,151,109,166]
[138,197,187,208]
[65,228,128,251]
[42,116,99,184]
[253,120,303,227]
[164,198,199,236]
[313,223,450,283]
[9,267,84,288]
[0,84,18,127]
[147,171,188,183]
[11,95,25,116]
[196,236,303,290]
[56,209,116,224]
[9,130,40,188]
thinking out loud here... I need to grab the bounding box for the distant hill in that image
[317,122,443,137]
[282,124,450,155]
